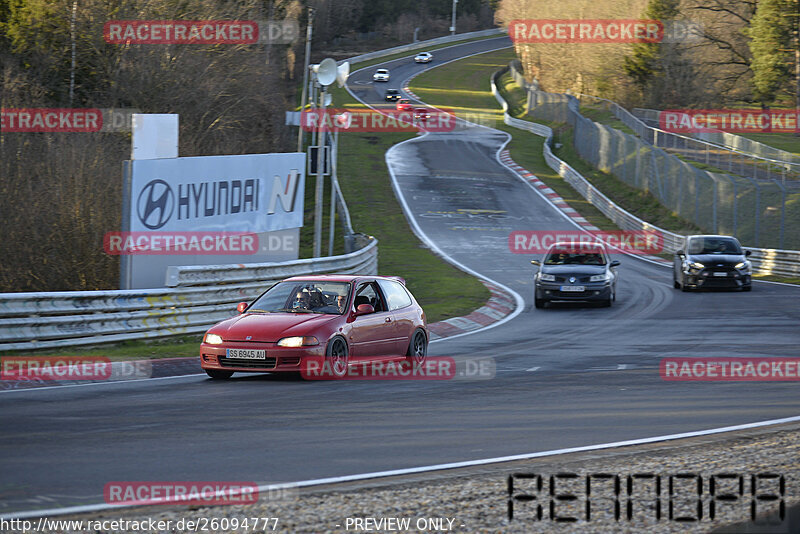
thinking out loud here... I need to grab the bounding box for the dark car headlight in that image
[735,261,751,273]
[539,273,556,282]
[589,273,609,282]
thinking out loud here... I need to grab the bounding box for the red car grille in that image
[219,356,277,369]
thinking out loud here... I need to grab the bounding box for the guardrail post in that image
[773,179,786,249]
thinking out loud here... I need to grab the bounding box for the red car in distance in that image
[396,99,413,112]
[200,275,428,379]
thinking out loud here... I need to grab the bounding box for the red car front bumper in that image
[200,342,326,374]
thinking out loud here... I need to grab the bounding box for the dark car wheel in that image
[534,296,547,309]
[205,369,233,380]
[742,285,752,292]
[326,337,349,378]
[673,277,681,289]
[679,274,690,292]
[406,329,427,366]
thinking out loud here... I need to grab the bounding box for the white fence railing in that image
[0,238,378,351]
[492,67,800,278]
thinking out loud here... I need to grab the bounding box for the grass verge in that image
[0,335,205,359]
[325,83,490,323]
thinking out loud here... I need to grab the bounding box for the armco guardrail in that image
[492,67,800,278]
[510,59,796,250]
[0,238,378,351]
[342,28,504,66]
[634,107,800,166]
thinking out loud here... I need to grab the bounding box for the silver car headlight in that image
[685,261,704,273]
[735,261,751,273]
[539,273,556,282]
[589,274,608,282]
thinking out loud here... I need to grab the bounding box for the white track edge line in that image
[5,414,800,520]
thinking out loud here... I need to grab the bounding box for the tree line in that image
[0,0,495,292]
[497,0,798,109]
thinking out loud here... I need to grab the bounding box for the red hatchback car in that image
[200,275,428,379]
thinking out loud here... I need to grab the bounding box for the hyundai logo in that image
[137,179,174,229]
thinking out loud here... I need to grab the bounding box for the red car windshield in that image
[247,281,351,315]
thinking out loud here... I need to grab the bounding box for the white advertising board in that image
[121,152,306,288]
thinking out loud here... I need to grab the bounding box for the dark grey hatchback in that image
[532,242,619,308]
[673,235,752,291]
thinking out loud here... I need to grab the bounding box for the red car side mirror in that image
[355,303,375,316]
[236,302,248,314]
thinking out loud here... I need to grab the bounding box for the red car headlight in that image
[276,336,319,348]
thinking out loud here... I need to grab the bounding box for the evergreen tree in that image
[746,0,795,106]
[623,0,680,94]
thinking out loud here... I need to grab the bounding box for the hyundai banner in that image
[122,152,305,289]
[130,153,304,233]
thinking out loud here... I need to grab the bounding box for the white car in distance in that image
[373,69,390,82]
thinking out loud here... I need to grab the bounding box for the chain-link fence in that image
[577,97,800,185]
[524,89,796,250]
[634,107,800,167]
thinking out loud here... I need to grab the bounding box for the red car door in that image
[377,279,416,354]
[347,282,398,360]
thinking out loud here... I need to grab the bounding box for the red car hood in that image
[210,313,338,343]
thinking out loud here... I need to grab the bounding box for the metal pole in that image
[296,8,313,152]
[309,76,317,149]
[313,86,326,257]
[328,129,338,257]
[450,0,458,35]
[69,1,77,106]
[732,179,738,238]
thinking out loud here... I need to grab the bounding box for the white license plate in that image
[560,285,585,292]
[226,349,266,359]
[713,272,728,277]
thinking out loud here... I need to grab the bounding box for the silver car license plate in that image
[560,285,585,292]
[713,272,728,277]
[226,349,266,359]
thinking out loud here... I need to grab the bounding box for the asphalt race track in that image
[2,36,799,517]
